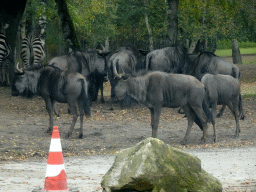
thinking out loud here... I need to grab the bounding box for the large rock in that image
[101,138,222,192]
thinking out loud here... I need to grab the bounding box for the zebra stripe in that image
[0,33,11,65]
[21,35,45,68]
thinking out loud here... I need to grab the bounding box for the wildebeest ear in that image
[138,49,149,56]
[121,74,130,80]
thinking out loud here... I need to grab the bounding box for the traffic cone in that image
[32,126,79,192]
[43,126,68,191]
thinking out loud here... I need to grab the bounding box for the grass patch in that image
[241,83,256,99]
[215,47,256,57]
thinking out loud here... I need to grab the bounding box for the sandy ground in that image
[0,55,256,191]
[0,146,256,192]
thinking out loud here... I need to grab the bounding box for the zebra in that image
[21,35,45,69]
[0,33,11,86]
[0,33,11,65]
[0,58,10,86]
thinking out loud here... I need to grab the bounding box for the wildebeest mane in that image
[196,51,218,76]
[37,66,67,101]
[68,49,90,73]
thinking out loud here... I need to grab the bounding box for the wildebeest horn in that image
[15,62,23,73]
[101,44,106,51]
[114,73,124,80]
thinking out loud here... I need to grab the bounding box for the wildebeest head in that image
[11,62,40,97]
[113,76,129,101]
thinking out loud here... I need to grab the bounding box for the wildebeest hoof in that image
[213,137,217,143]
[200,137,206,143]
[46,128,52,134]
[78,133,83,139]
[180,140,187,145]
[101,99,105,103]
[216,113,222,118]
[234,133,239,138]
[240,115,245,120]
[65,132,72,139]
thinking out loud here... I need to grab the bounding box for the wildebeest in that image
[201,74,242,142]
[194,52,241,80]
[113,71,213,144]
[11,64,91,139]
[193,52,245,119]
[145,44,192,74]
[48,48,110,103]
[108,46,146,105]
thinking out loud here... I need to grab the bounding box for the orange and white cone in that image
[43,126,68,191]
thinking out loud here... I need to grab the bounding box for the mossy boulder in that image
[101,138,222,192]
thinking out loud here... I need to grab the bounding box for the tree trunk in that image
[0,1,27,81]
[144,0,154,51]
[166,0,179,45]
[105,37,110,52]
[38,0,47,47]
[188,38,199,54]
[55,0,81,50]
[232,39,242,64]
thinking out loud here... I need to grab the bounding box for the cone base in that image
[43,170,68,191]
[31,188,79,192]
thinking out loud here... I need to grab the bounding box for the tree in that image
[144,0,154,51]
[166,0,178,45]
[55,0,81,50]
[0,1,27,79]
[232,39,242,64]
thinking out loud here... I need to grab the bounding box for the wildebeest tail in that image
[79,79,91,116]
[231,67,237,78]
[194,98,213,131]
[145,54,153,70]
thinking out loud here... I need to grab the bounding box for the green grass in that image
[215,47,256,57]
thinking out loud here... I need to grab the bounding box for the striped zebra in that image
[0,33,11,65]
[0,33,11,86]
[21,35,45,69]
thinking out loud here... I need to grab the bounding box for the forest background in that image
[17,0,256,60]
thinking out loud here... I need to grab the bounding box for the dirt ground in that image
[0,56,256,191]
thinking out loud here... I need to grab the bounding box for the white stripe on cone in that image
[49,138,62,152]
[45,164,65,177]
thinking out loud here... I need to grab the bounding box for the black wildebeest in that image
[113,71,213,144]
[193,52,245,119]
[201,74,242,142]
[145,44,192,74]
[108,46,146,105]
[11,64,91,139]
[48,48,110,103]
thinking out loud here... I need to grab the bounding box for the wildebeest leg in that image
[211,103,217,142]
[100,82,105,103]
[77,102,84,139]
[226,100,240,138]
[65,101,78,139]
[181,105,195,145]
[52,100,60,117]
[150,106,161,138]
[191,105,208,143]
[217,105,226,118]
[239,93,245,120]
[45,98,54,133]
